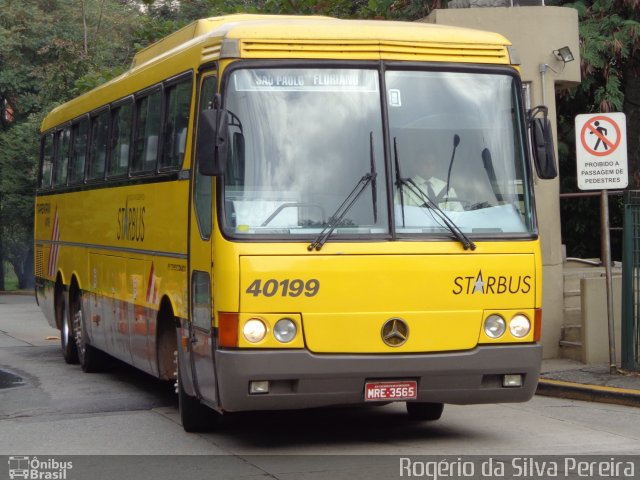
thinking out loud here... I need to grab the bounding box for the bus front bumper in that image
[215,344,541,412]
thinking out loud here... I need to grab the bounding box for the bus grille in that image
[35,245,45,278]
[239,40,509,64]
[202,43,222,63]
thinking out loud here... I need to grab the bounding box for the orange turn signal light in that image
[218,312,239,347]
[534,309,542,343]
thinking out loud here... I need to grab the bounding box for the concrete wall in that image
[424,7,581,358]
[581,275,622,365]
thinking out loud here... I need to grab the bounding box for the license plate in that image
[364,380,418,401]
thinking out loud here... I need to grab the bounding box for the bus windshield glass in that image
[388,70,533,236]
[221,67,533,238]
[222,68,388,237]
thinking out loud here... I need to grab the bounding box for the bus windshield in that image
[388,70,533,236]
[221,66,533,239]
[222,68,387,237]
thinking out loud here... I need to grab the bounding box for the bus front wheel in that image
[406,402,444,421]
[177,357,221,433]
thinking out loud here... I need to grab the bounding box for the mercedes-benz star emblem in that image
[381,318,409,347]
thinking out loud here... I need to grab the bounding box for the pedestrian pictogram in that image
[575,113,628,190]
[580,115,622,157]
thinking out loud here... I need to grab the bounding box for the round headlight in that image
[274,318,297,343]
[243,318,267,343]
[484,314,506,339]
[510,314,531,338]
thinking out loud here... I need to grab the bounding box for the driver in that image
[403,153,464,212]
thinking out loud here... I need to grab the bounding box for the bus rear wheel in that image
[58,287,78,364]
[406,402,444,421]
[71,289,105,373]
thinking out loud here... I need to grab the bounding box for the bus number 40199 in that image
[245,278,320,297]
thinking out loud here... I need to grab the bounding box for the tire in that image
[177,348,221,432]
[71,289,105,373]
[57,286,78,364]
[406,402,444,421]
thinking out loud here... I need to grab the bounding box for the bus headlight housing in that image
[509,314,531,338]
[484,314,506,339]
[273,318,297,343]
[243,318,267,343]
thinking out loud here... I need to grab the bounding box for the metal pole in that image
[601,189,617,374]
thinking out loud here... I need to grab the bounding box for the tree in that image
[548,0,640,258]
[204,0,433,19]
[0,0,142,289]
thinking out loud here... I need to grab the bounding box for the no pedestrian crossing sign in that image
[575,113,628,190]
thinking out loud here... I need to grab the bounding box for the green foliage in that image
[0,0,144,289]
[3,262,19,291]
[73,66,128,96]
[0,114,40,288]
[205,0,433,19]
[552,0,640,114]
[550,0,640,259]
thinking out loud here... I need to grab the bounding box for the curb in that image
[537,378,640,408]
[0,290,33,296]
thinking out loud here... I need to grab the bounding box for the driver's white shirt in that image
[403,175,464,212]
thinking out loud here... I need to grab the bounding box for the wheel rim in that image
[73,305,86,362]
[62,312,70,348]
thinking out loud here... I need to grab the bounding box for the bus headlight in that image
[509,314,531,338]
[273,318,297,343]
[243,318,267,343]
[484,314,506,339]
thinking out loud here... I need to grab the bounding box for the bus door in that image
[188,71,218,405]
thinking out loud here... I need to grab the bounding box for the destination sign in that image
[233,69,379,92]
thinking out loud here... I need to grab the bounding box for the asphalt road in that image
[1,294,639,479]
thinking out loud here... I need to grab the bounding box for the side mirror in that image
[196,108,229,176]
[528,106,558,180]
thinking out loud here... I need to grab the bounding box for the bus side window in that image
[132,90,162,174]
[53,127,70,187]
[161,79,192,170]
[69,118,89,184]
[40,133,54,189]
[87,110,110,181]
[109,102,132,177]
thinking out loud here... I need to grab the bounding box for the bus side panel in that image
[35,179,189,375]
[35,274,56,330]
[34,200,58,330]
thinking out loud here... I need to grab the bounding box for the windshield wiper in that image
[405,178,476,250]
[370,132,378,223]
[308,135,378,251]
[393,137,476,251]
[394,138,405,227]
[308,172,375,251]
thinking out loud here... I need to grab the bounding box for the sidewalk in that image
[538,358,640,408]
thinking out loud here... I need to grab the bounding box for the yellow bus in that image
[35,14,556,432]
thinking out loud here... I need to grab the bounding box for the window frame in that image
[52,125,71,188]
[69,114,91,185]
[160,72,194,172]
[131,85,164,176]
[39,132,55,190]
[108,96,135,180]
[86,106,111,183]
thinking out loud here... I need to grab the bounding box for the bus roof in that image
[42,15,514,132]
[132,14,512,68]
